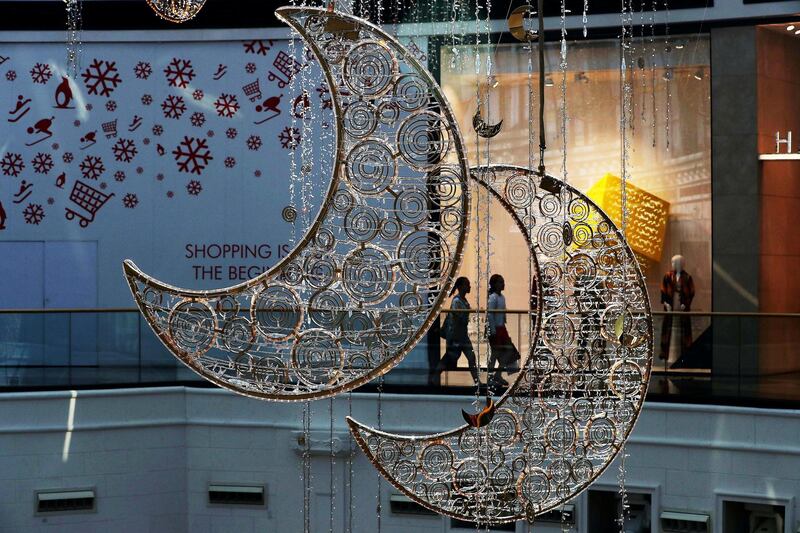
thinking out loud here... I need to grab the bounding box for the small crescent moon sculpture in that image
[508,5,538,42]
[123,6,471,401]
[472,109,503,138]
[348,165,653,524]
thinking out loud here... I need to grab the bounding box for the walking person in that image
[487,274,520,391]
[431,277,480,386]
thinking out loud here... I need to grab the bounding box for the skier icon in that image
[25,116,55,146]
[254,94,282,124]
[80,130,97,150]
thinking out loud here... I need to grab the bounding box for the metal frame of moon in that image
[124,5,654,525]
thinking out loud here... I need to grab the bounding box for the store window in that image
[441,36,711,317]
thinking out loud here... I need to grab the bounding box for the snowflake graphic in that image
[207,130,215,138]
[245,62,257,74]
[73,120,81,127]
[134,61,152,80]
[156,173,165,181]
[99,182,108,190]
[105,100,117,112]
[246,135,262,151]
[47,197,55,205]
[167,190,174,199]
[1,152,25,177]
[243,39,273,55]
[31,152,54,174]
[152,124,164,136]
[161,95,187,119]
[79,155,105,180]
[86,103,93,111]
[122,193,138,209]
[82,58,122,97]
[30,63,52,84]
[186,180,202,196]
[192,89,204,101]
[164,58,195,89]
[63,152,74,164]
[190,112,206,128]
[114,170,126,182]
[51,143,59,150]
[5,70,16,81]
[278,127,301,150]
[214,93,240,118]
[136,166,144,174]
[224,156,236,169]
[143,138,150,145]
[316,85,333,110]
[141,94,153,106]
[112,138,138,163]
[254,169,262,177]
[225,128,238,140]
[173,136,213,175]
[23,203,45,225]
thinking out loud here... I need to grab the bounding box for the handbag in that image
[439,314,451,340]
[491,326,521,371]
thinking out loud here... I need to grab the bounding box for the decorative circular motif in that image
[282,205,297,223]
[343,41,397,97]
[394,75,429,111]
[342,247,395,304]
[344,205,381,243]
[397,111,449,171]
[220,317,255,353]
[343,101,378,138]
[394,187,429,226]
[397,231,449,287]
[291,329,343,386]
[505,173,535,209]
[252,285,302,341]
[420,443,454,480]
[168,300,216,356]
[345,141,397,195]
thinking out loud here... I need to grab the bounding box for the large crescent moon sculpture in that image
[348,165,653,524]
[123,7,471,401]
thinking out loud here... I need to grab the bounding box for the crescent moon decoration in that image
[472,110,503,138]
[123,7,471,401]
[348,165,653,524]
[508,5,539,43]
[146,0,207,23]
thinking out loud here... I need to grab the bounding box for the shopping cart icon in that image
[65,180,115,228]
[102,119,117,139]
[242,79,262,102]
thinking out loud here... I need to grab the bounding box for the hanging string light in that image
[64,0,83,80]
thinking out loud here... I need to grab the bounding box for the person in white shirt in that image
[487,274,518,389]
[431,277,480,386]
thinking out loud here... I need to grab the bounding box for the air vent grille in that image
[661,511,710,532]
[208,484,265,506]
[36,489,95,514]
[388,494,436,516]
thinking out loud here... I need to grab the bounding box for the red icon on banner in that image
[65,180,115,228]
[53,77,75,109]
[80,131,97,149]
[254,94,281,124]
[13,180,33,204]
[8,94,31,122]
[0,200,6,230]
[25,116,55,146]
[55,172,66,189]
[267,51,302,88]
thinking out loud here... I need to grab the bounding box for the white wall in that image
[0,387,799,532]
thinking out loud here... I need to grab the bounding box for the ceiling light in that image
[693,69,704,80]
[675,43,685,49]
[795,29,800,35]
[787,25,796,31]
[544,76,554,87]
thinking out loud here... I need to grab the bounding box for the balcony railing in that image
[0,308,798,406]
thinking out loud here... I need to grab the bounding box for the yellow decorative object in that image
[587,173,670,263]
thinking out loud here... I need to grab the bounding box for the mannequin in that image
[659,254,695,361]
